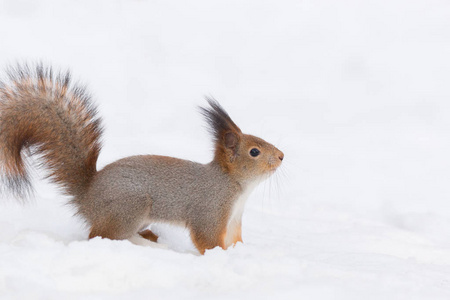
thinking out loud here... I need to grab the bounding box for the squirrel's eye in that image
[250,148,260,157]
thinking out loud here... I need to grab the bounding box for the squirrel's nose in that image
[278,151,284,161]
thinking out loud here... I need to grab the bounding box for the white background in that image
[1,0,450,299]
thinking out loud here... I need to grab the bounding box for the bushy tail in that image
[0,64,103,198]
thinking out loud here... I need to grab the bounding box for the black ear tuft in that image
[199,97,242,148]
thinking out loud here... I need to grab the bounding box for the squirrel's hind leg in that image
[138,229,159,242]
[128,234,168,249]
[86,193,155,244]
[89,225,167,249]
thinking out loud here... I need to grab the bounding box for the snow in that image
[1,0,450,299]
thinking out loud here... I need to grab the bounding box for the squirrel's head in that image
[200,98,284,184]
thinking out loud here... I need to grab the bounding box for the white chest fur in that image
[223,180,259,247]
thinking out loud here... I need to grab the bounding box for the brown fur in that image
[139,229,159,243]
[0,64,102,197]
[191,224,228,255]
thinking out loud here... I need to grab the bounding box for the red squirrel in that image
[0,64,284,254]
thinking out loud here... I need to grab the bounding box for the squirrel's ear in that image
[224,131,240,162]
[200,98,242,165]
[224,131,239,149]
[199,97,242,145]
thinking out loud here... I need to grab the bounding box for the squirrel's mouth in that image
[268,167,279,174]
[268,161,282,173]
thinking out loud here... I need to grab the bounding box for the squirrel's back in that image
[79,155,240,230]
[0,64,103,197]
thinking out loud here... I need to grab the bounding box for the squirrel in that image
[0,64,284,254]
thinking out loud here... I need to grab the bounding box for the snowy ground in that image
[1,0,450,299]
